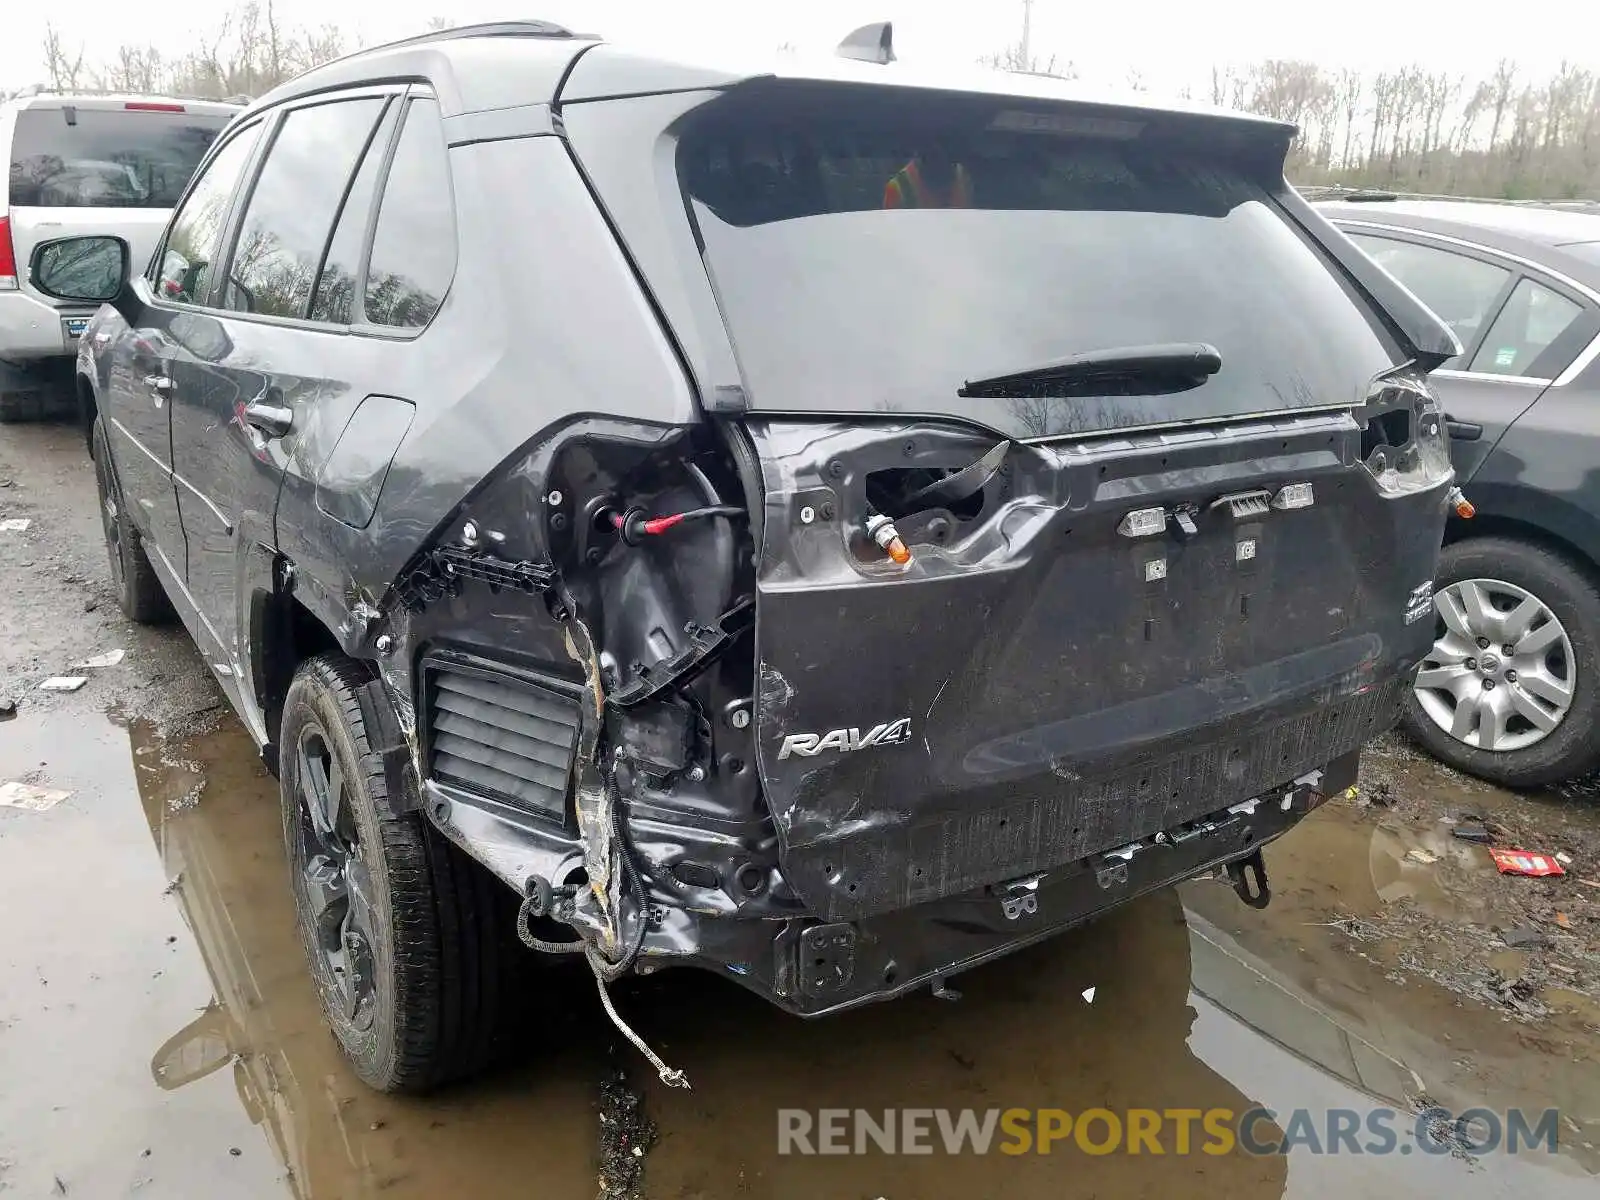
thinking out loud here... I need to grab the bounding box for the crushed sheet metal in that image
[0,781,72,812]
[73,649,125,669]
[39,677,88,692]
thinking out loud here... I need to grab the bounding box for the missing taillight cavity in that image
[1361,408,1413,462]
[865,467,986,520]
[1360,368,1453,496]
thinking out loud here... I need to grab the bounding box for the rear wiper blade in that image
[957,342,1223,399]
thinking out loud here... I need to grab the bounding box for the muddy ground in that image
[1,419,1597,1199]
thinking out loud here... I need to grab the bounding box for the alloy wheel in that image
[1413,577,1575,753]
[96,454,126,591]
[293,725,379,1030]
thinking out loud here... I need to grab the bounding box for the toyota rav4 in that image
[32,20,1457,1093]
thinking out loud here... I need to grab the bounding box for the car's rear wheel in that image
[91,417,171,624]
[280,654,517,1092]
[1402,537,1600,788]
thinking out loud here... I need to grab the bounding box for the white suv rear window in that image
[9,107,230,209]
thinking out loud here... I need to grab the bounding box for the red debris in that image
[1488,847,1567,877]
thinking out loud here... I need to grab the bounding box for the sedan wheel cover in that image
[1414,577,1575,753]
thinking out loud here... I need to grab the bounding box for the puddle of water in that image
[2,710,1596,1198]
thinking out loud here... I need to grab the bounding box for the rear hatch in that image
[672,80,1447,919]
[7,100,233,329]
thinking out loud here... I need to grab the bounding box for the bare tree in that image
[43,24,87,89]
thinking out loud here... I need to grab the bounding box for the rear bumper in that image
[638,749,1359,1016]
[0,290,86,362]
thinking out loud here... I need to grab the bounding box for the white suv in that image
[1,89,239,421]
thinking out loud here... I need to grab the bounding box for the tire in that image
[1401,536,1600,788]
[0,388,52,423]
[91,417,172,624]
[279,654,518,1092]
[0,361,75,424]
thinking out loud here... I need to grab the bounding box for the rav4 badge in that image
[777,718,914,760]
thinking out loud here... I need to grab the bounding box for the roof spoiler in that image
[836,22,895,65]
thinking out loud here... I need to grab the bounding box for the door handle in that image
[242,400,293,439]
[1445,417,1483,441]
[143,374,174,394]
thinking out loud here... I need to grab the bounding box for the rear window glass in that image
[8,107,230,209]
[678,86,1399,439]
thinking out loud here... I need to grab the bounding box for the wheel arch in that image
[250,583,417,818]
[76,371,98,455]
[1444,481,1600,583]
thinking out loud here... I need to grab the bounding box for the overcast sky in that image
[4,0,1592,98]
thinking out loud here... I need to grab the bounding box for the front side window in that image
[1468,278,1586,378]
[363,98,456,329]
[222,98,387,320]
[1345,233,1510,368]
[153,123,263,306]
[9,107,231,209]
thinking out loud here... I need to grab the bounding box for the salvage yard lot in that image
[2,418,1597,1199]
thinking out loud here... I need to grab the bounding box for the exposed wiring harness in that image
[608,505,744,545]
[513,770,689,1088]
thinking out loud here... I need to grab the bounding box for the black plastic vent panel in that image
[428,666,580,821]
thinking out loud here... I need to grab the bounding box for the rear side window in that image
[1468,278,1586,378]
[363,98,456,329]
[8,107,230,208]
[1345,233,1510,368]
[676,85,1400,439]
[307,108,394,325]
[222,98,387,320]
[154,123,263,305]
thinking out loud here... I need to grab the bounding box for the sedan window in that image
[1468,278,1586,378]
[1345,233,1510,368]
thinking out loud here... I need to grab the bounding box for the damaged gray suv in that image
[34,20,1459,1093]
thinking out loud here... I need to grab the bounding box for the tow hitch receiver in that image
[1227,848,1272,909]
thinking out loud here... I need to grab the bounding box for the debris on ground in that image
[73,649,124,669]
[1326,735,1600,1023]
[1489,848,1567,877]
[0,781,73,812]
[1501,926,1551,949]
[597,1065,656,1200]
[1556,851,1575,865]
[0,517,30,532]
[1554,912,1572,929]
[0,697,16,718]
[1366,779,1395,808]
[1453,822,1492,843]
[1318,914,1383,941]
[1405,848,1440,865]
[39,676,88,693]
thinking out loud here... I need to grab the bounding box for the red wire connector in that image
[608,505,743,546]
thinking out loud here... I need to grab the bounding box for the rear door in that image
[1339,226,1598,480]
[167,92,397,693]
[7,101,232,342]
